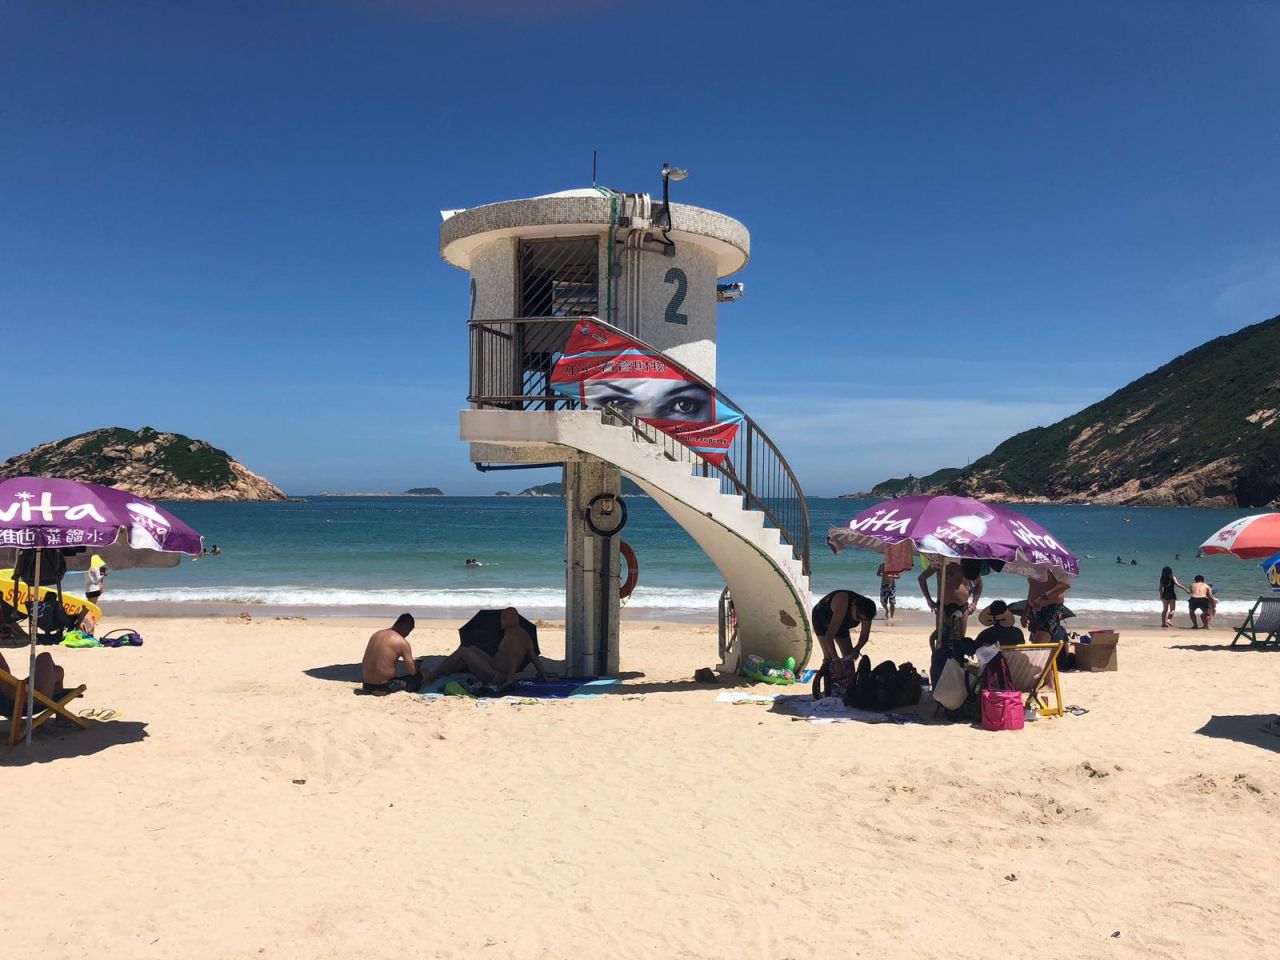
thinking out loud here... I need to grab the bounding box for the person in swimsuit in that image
[1188,576,1215,629]
[360,613,423,694]
[423,607,548,687]
[918,563,981,647]
[810,589,876,664]
[1026,571,1071,644]
[875,563,898,624]
[1158,566,1187,628]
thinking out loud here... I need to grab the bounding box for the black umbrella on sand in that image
[459,609,541,665]
[1007,599,1076,620]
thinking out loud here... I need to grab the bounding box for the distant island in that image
[841,468,962,499]
[0,427,284,502]
[518,478,647,497]
[494,490,512,497]
[315,489,445,497]
[862,313,1280,507]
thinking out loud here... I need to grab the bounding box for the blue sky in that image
[2,0,1277,496]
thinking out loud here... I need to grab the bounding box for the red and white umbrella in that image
[1199,514,1280,560]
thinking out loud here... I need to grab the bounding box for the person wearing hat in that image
[975,600,1025,648]
[85,556,108,604]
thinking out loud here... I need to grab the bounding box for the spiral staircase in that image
[461,316,813,671]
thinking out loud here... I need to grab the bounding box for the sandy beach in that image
[2,614,1278,960]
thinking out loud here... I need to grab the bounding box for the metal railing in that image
[468,316,811,574]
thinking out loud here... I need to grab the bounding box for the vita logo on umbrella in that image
[0,491,109,524]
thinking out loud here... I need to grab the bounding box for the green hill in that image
[0,426,284,501]
[943,313,1280,507]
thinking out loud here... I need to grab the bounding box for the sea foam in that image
[105,586,1261,617]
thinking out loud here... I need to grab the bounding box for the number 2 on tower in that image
[664,268,688,325]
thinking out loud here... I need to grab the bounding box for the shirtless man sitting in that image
[361,613,423,695]
[423,607,547,688]
[1027,571,1071,644]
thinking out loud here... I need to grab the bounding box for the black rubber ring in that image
[585,493,628,537]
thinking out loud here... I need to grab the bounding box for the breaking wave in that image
[106,586,1260,617]
[106,585,724,613]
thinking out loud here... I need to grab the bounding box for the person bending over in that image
[811,589,876,665]
[361,613,423,694]
[423,607,547,688]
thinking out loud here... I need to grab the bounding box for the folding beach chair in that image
[0,667,89,746]
[999,642,1064,717]
[1231,597,1280,647]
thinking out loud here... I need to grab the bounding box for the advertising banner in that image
[1262,551,1280,593]
[549,321,743,467]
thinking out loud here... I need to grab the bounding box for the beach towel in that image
[424,675,619,699]
[715,691,780,705]
[773,694,919,725]
[883,541,914,575]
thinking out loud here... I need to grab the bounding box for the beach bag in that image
[895,662,923,707]
[36,590,84,635]
[977,652,1015,692]
[100,628,144,648]
[933,659,972,711]
[851,656,878,710]
[812,656,854,701]
[980,690,1025,731]
[868,659,902,711]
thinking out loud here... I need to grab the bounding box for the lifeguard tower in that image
[440,171,812,676]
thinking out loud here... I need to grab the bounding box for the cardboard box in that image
[1075,632,1119,672]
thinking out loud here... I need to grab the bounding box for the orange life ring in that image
[619,541,639,599]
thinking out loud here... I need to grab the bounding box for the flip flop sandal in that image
[79,708,118,721]
[1064,705,1090,716]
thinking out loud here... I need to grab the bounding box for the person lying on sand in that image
[361,613,423,694]
[423,607,547,688]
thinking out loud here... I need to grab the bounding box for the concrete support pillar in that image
[563,457,622,676]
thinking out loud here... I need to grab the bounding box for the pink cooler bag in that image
[980,690,1025,731]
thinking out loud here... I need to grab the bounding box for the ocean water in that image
[95,497,1274,622]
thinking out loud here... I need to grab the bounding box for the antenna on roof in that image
[592,149,598,187]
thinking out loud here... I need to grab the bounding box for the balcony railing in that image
[468,316,811,575]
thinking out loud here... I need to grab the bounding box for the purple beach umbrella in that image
[0,477,203,570]
[827,494,1079,580]
[0,477,203,746]
[827,495,1079,654]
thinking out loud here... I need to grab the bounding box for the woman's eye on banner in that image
[583,379,714,424]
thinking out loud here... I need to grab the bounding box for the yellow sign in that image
[0,574,102,621]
